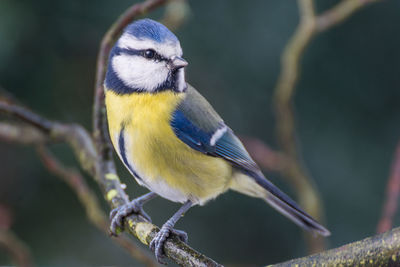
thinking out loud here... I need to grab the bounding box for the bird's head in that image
[105,19,188,94]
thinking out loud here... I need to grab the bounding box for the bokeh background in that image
[1,0,400,266]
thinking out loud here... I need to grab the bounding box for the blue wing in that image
[213,129,259,172]
[170,86,259,173]
[170,86,330,236]
[170,109,213,154]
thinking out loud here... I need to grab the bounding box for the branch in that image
[0,97,221,265]
[0,229,33,267]
[273,0,380,253]
[239,136,286,172]
[0,102,52,133]
[316,0,380,32]
[0,0,218,262]
[36,147,158,267]
[0,120,157,265]
[89,1,219,265]
[0,203,33,267]
[92,0,188,173]
[377,140,400,233]
[93,0,168,174]
[160,0,191,31]
[0,122,47,144]
[273,0,324,253]
[270,227,400,266]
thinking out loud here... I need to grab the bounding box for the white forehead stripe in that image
[210,125,228,146]
[118,33,183,58]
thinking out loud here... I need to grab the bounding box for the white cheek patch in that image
[112,54,169,92]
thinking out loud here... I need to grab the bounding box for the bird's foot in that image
[109,199,152,236]
[149,222,188,264]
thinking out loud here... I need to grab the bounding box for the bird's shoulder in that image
[177,85,224,132]
[171,84,259,173]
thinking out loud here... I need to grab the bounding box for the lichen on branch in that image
[270,227,400,267]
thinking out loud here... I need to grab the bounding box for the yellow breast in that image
[105,89,232,204]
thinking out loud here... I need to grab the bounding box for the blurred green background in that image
[1,0,400,266]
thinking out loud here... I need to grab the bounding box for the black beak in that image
[168,56,188,70]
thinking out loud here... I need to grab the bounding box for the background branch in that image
[0,97,220,266]
[0,229,33,267]
[0,0,392,265]
[0,122,47,144]
[89,0,221,265]
[0,203,33,267]
[0,103,157,266]
[273,0,380,253]
[240,136,286,172]
[377,140,400,234]
[36,147,159,267]
[93,0,168,174]
[160,0,191,31]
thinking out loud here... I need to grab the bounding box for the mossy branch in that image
[271,227,400,267]
[36,146,158,267]
[0,100,221,266]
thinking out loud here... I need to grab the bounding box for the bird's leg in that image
[110,192,158,235]
[150,200,192,264]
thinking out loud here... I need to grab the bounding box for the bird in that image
[104,18,330,263]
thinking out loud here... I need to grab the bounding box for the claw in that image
[149,227,169,264]
[149,224,188,264]
[109,199,152,236]
[171,229,188,243]
[109,207,119,220]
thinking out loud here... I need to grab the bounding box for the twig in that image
[90,1,219,265]
[377,141,400,234]
[92,0,187,176]
[270,226,400,266]
[160,0,191,31]
[274,0,324,253]
[93,0,168,175]
[0,202,32,266]
[0,122,47,144]
[0,0,385,265]
[0,204,13,230]
[0,99,221,266]
[239,136,285,172]
[0,229,33,267]
[0,122,156,265]
[91,0,169,236]
[36,147,159,267]
[273,0,380,253]
[316,0,380,32]
[0,102,52,133]
[37,146,107,227]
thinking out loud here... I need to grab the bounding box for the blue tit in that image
[104,18,330,262]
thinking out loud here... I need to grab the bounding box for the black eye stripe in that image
[119,48,167,62]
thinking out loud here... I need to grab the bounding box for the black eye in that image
[144,49,156,59]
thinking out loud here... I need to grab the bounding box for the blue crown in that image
[125,19,178,43]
